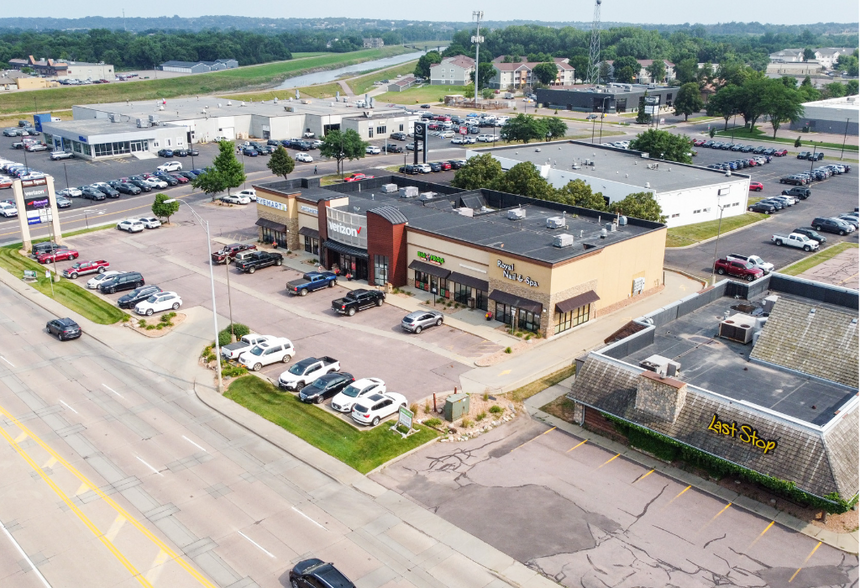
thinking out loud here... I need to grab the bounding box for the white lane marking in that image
[291,506,326,530]
[182,435,206,452]
[0,356,14,367]
[238,531,275,558]
[135,455,163,476]
[1,520,52,588]
[59,399,78,414]
[102,384,123,398]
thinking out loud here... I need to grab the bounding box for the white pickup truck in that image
[277,356,340,390]
[221,333,273,360]
[771,233,820,252]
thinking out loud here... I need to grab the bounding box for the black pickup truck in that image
[331,289,385,316]
[287,271,338,296]
[235,251,283,274]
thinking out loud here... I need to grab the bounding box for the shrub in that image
[461,418,473,428]
[525,334,531,341]
[409,404,419,415]
[218,323,250,346]
[476,412,486,421]
[121,314,130,322]
[146,325,156,330]
[425,417,442,427]
[159,314,171,323]
[504,347,512,354]
[156,324,164,330]
[424,402,431,413]
[138,319,146,328]
[483,392,489,401]
[489,405,503,414]
[204,353,216,363]
[222,365,247,378]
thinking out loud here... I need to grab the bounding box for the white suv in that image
[239,338,295,371]
[135,291,182,316]
[117,219,145,233]
[416,163,431,174]
[0,202,17,217]
[236,189,256,201]
[157,161,182,172]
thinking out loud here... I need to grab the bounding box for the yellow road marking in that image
[14,432,27,443]
[697,502,732,534]
[745,520,775,551]
[0,423,153,587]
[661,485,692,511]
[0,404,217,588]
[634,469,655,483]
[509,427,556,452]
[598,453,621,468]
[105,515,126,542]
[145,549,172,585]
[567,439,587,452]
[76,482,91,496]
[789,541,822,583]
[42,456,58,469]
[498,369,511,376]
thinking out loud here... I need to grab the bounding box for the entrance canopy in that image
[408,260,451,279]
[324,239,368,259]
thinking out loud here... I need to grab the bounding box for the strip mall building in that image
[253,176,667,339]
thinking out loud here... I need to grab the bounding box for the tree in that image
[674,58,699,84]
[544,117,568,140]
[500,114,545,143]
[267,146,295,180]
[492,162,556,201]
[611,191,666,223]
[761,80,804,138]
[414,50,442,78]
[481,87,495,99]
[803,48,816,61]
[555,179,606,210]
[823,81,847,98]
[151,193,180,224]
[646,60,666,83]
[598,61,611,84]
[707,84,742,130]
[469,62,496,89]
[735,75,769,131]
[319,129,367,176]
[673,83,704,121]
[636,95,651,124]
[794,137,802,148]
[629,129,693,164]
[451,153,503,190]
[532,62,559,85]
[836,53,859,77]
[846,79,859,96]
[613,56,640,83]
[191,140,245,200]
[798,76,820,102]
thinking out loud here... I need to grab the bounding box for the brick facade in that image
[366,210,408,287]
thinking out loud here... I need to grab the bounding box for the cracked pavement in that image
[371,417,859,588]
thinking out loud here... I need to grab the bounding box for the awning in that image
[255,218,286,231]
[555,290,600,314]
[448,271,489,292]
[489,289,543,314]
[323,239,368,259]
[408,259,451,279]
[299,226,319,239]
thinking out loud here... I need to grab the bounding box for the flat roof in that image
[617,292,856,426]
[41,118,161,136]
[479,141,747,193]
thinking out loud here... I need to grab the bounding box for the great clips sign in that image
[326,207,367,249]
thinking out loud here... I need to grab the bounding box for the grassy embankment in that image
[779,242,859,276]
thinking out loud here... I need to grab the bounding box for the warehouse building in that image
[470,141,751,228]
[789,95,859,135]
[8,55,115,80]
[252,175,666,339]
[568,274,858,505]
[159,59,239,74]
[536,84,677,113]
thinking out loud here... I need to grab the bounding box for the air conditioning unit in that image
[553,233,574,248]
[399,186,418,199]
[639,355,681,377]
[108,113,120,123]
[380,183,398,193]
[546,216,566,229]
[136,118,150,128]
[618,215,628,226]
[149,114,159,123]
[418,192,437,200]
[719,313,756,344]
[507,208,526,220]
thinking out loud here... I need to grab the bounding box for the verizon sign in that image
[326,207,367,249]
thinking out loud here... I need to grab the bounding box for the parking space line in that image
[633,469,654,483]
[745,520,774,551]
[789,541,822,583]
[660,485,692,511]
[1,518,52,588]
[566,439,587,452]
[291,506,326,530]
[238,531,275,558]
[509,426,556,452]
[597,453,621,468]
[697,502,732,535]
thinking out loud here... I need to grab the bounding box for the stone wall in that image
[634,371,687,424]
[257,210,299,251]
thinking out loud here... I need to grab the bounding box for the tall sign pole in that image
[472,11,484,108]
[12,175,61,253]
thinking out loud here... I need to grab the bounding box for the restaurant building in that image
[253,175,667,339]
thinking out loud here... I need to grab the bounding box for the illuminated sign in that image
[326,208,367,249]
[24,186,52,226]
[497,259,539,288]
[257,197,288,212]
[328,221,361,238]
[299,204,318,216]
[417,251,444,265]
[707,414,778,455]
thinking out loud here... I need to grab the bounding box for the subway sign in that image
[707,414,778,455]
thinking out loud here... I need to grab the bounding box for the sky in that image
[9,1,860,25]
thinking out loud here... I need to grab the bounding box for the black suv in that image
[782,186,811,199]
[117,285,163,309]
[811,217,854,236]
[748,202,776,214]
[399,164,419,175]
[389,132,407,141]
[99,272,144,294]
[46,318,82,341]
[793,227,826,243]
[299,372,355,404]
[81,186,106,200]
[32,242,69,257]
[289,559,355,588]
[385,144,404,153]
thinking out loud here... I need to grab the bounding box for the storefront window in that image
[554,304,591,334]
[373,255,389,286]
[304,236,319,255]
[453,283,470,304]
[495,303,539,333]
[261,226,287,248]
[475,289,487,311]
[414,271,447,296]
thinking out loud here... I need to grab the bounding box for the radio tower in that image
[587,0,602,85]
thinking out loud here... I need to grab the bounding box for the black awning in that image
[299,226,319,239]
[489,289,543,314]
[556,290,600,314]
[323,239,368,259]
[255,217,286,231]
[408,259,451,279]
[448,271,489,292]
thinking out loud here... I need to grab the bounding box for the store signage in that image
[497,259,539,287]
[707,414,778,455]
[417,251,444,265]
[299,204,318,216]
[328,221,361,237]
[327,208,367,249]
[25,192,52,226]
[257,197,288,212]
[397,406,413,430]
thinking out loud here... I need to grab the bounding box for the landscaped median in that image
[778,242,859,276]
[666,212,767,248]
[224,375,440,473]
[0,245,127,324]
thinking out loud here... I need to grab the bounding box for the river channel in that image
[274,51,425,90]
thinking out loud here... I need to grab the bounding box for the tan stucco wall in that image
[406,232,490,283]
[255,187,299,250]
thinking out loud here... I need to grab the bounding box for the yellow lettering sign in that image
[707,414,778,455]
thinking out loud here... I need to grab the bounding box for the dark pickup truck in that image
[235,251,283,274]
[331,289,385,316]
[287,272,338,296]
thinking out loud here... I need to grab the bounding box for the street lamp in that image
[709,204,731,286]
[62,161,70,191]
[598,95,610,144]
[809,142,818,174]
[163,198,223,393]
[841,117,849,160]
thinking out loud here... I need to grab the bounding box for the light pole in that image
[240,151,246,189]
[709,204,731,286]
[472,11,484,109]
[730,111,738,144]
[164,198,223,393]
[598,96,610,144]
[62,161,70,191]
[840,118,849,160]
[809,142,818,174]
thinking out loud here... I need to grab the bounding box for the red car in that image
[773,149,788,157]
[211,243,256,264]
[62,259,110,279]
[439,161,452,171]
[344,173,373,183]
[38,249,78,264]
[749,181,764,191]
[170,174,189,184]
[714,258,763,282]
[692,138,705,146]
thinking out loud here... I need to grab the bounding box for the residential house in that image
[489,57,575,90]
[362,38,385,49]
[8,55,115,80]
[769,49,806,63]
[429,55,475,85]
[769,47,852,70]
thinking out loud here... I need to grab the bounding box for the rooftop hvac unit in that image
[149,114,159,123]
[600,228,608,238]
[618,215,628,226]
[553,233,574,248]
[507,208,526,220]
[108,113,120,123]
[418,192,437,200]
[546,216,566,229]
[719,313,756,344]
[639,355,681,378]
[380,183,398,194]
[399,186,418,199]
[606,222,617,232]
[762,295,779,314]
[136,118,150,128]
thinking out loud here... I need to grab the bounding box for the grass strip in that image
[225,375,439,473]
[779,242,859,276]
[0,245,127,324]
[223,82,343,102]
[349,61,419,96]
[714,127,858,151]
[508,364,576,403]
[666,212,767,248]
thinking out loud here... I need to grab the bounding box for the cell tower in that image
[587,0,602,85]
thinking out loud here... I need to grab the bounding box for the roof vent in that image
[507,208,526,220]
[618,215,627,226]
[639,355,681,377]
[553,233,574,248]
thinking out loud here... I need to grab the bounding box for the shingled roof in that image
[750,297,859,388]
[568,355,859,501]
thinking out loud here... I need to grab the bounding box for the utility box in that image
[444,393,470,422]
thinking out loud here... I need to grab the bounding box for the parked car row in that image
[706,155,771,172]
[693,140,787,156]
[156,148,200,158]
[399,159,464,175]
[779,164,850,185]
[58,167,207,201]
[747,187,809,214]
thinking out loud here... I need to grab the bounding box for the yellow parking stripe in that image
[598,453,621,468]
[510,427,556,452]
[567,439,587,452]
[789,541,822,583]
[0,404,218,588]
[633,469,655,483]
[660,485,692,511]
[697,502,732,534]
[745,520,775,551]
